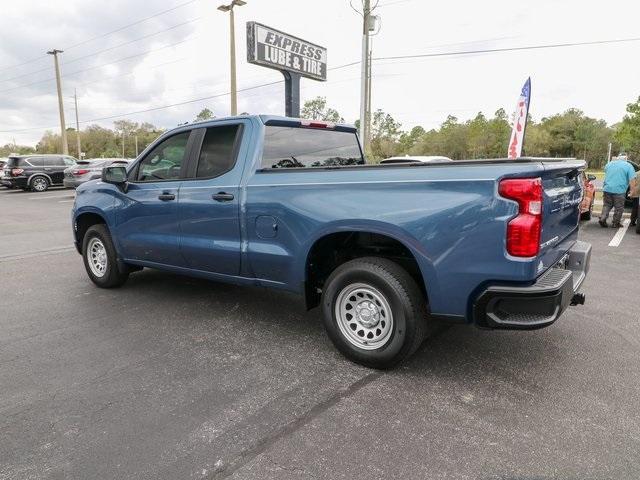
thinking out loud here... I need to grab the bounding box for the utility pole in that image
[74,88,81,158]
[121,133,125,158]
[47,49,68,155]
[357,2,378,156]
[218,0,246,116]
[365,49,373,150]
[359,0,371,153]
[135,135,139,158]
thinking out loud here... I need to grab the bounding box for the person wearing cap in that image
[599,154,637,228]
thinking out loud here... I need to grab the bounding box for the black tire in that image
[82,224,129,288]
[30,175,49,192]
[636,222,640,235]
[321,257,428,369]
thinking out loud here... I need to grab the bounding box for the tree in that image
[615,96,640,161]
[0,143,35,156]
[301,97,344,123]
[194,108,215,122]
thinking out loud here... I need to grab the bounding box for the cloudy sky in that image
[1,0,640,146]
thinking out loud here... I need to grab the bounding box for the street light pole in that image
[218,0,246,116]
[47,49,69,155]
[74,88,81,158]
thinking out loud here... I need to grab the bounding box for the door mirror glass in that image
[102,166,127,185]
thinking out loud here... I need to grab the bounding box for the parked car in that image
[0,158,7,183]
[380,155,453,164]
[580,172,597,220]
[2,154,77,191]
[72,115,591,368]
[63,158,131,189]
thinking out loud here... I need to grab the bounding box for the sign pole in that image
[283,71,301,118]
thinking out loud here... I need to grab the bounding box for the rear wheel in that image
[30,176,49,192]
[82,224,129,288]
[321,257,427,369]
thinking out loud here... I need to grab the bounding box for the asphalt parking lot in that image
[1,187,639,480]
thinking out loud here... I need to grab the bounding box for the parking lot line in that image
[28,194,73,200]
[58,200,75,203]
[608,219,631,247]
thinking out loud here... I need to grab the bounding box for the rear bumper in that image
[2,177,27,188]
[473,241,591,329]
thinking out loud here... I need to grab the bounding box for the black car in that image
[1,154,77,192]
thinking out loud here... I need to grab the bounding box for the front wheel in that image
[321,257,427,369]
[82,224,129,288]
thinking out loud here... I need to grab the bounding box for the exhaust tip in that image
[570,293,586,306]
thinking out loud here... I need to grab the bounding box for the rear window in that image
[7,157,30,167]
[261,126,363,169]
[196,125,240,178]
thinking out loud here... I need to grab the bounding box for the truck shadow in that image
[121,268,571,377]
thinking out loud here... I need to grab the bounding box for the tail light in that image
[11,168,24,176]
[72,169,89,176]
[300,120,335,129]
[499,177,543,257]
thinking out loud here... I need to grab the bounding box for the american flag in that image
[507,77,531,159]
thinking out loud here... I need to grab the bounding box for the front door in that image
[178,123,245,275]
[114,130,194,266]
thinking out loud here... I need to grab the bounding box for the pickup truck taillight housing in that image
[499,177,543,257]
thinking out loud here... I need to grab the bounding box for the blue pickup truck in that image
[72,115,590,368]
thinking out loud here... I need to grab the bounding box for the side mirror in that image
[587,174,597,182]
[102,165,127,186]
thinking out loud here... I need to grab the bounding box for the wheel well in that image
[305,231,427,310]
[29,174,50,185]
[75,213,106,252]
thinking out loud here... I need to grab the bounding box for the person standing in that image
[599,155,636,228]
[630,169,640,227]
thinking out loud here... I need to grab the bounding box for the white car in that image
[380,156,453,164]
[0,158,7,182]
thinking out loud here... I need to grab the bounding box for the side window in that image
[63,157,75,166]
[195,125,240,178]
[136,131,190,182]
[27,158,44,167]
[51,157,66,166]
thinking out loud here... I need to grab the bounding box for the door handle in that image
[158,193,176,201]
[212,192,234,202]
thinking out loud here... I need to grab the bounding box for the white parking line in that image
[28,194,73,200]
[58,200,75,203]
[608,219,631,247]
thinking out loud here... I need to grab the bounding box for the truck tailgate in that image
[538,160,585,269]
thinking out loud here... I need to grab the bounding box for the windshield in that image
[261,126,364,169]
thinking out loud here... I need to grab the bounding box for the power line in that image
[4,34,640,134]
[72,57,190,90]
[373,36,640,62]
[0,17,201,84]
[0,0,198,74]
[0,36,197,95]
[0,80,284,134]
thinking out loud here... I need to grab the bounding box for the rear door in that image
[114,130,195,266]
[177,122,246,275]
